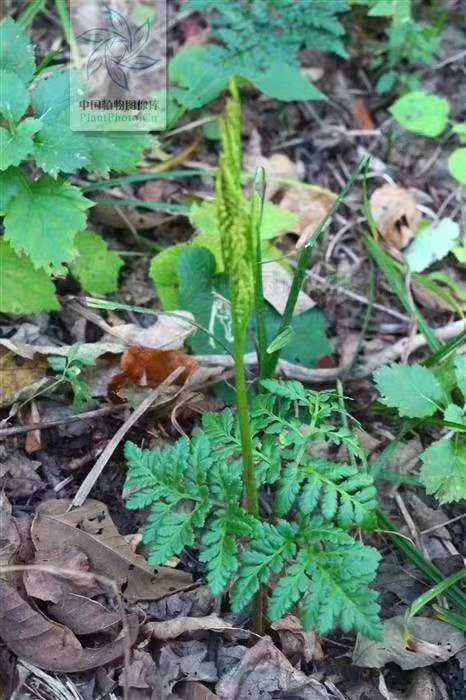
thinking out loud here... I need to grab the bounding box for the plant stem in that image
[233,324,259,518]
[233,322,263,635]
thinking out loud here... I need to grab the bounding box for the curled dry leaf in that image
[271,615,323,664]
[245,129,299,198]
[370,185,421,258]
[0,580,138,672]
[216,636,330,700]
[262,262,315,316]
[353,616,465,670]
[0,453,43,499]
[109,311,195,350]
[146,614,232,640]
[279,186,336,250]
[24,546,101,604]
[244,128,336,250]
[31,499,192,602]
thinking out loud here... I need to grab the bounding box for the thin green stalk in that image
[54,0,81,66]
[234,325,259,517]
[18,0,47,28]
[263,155,370,379]
[251,168,268,379]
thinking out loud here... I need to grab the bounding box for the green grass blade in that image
[377,511,466,616]
[263,155,370,379]
[408,569,466,621]
[82,169,212,193]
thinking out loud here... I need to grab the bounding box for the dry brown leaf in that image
[216,636,330,699]
[0,494,20,582]
[157,641,217,696]
[271,615,323,664]
[24,546,101,604]
[245,130,299,198]
[177,681,220,700]
[279,187,336,250]
[109,312,195,350]
[47,594,121,635]
[31,499,192,601]
[0,453,43,499]
[0,351,48,408]
[146,614,232,640]
[353,616,465,670]
[0,580,138,672]
[262,262,315,316]
[370,185,421,256]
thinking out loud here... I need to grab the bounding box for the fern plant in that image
[170,0,349,108]
[125,85,382,641]
[375,355,466,504]
[126,379,382,639]
[0,18,150,314]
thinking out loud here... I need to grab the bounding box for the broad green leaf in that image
[390,92,450,138]
[0,119,41,170]
[169,46,231,110]
[33,122,90,176]
[4,177,93,272]
[150,244,188,310]
[405,218,460,273]
[444,403,466,426]
[85,131,153,177]
[448,148,466,185]
[374,363,444,418]
[0,18,35,84]
[0,167,26,214]
[421,437,466,503]
[31,71,151,176]
[177,247,332,367]
[0,239,59,314]
[69,231,124,295]
[0,69,29,121]
[246,63,326,102]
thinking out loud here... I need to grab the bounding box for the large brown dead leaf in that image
[216,636,330,699]
[31,499,192,602]
[0,351,48,408]
[370,185,421,257]
[353,616,465,669]
[0,580,138,672]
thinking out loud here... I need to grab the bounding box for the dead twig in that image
[0,404,128,438]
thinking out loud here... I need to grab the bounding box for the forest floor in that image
[1,2,466,699]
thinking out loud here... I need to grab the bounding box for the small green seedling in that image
[375,355,466,504]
